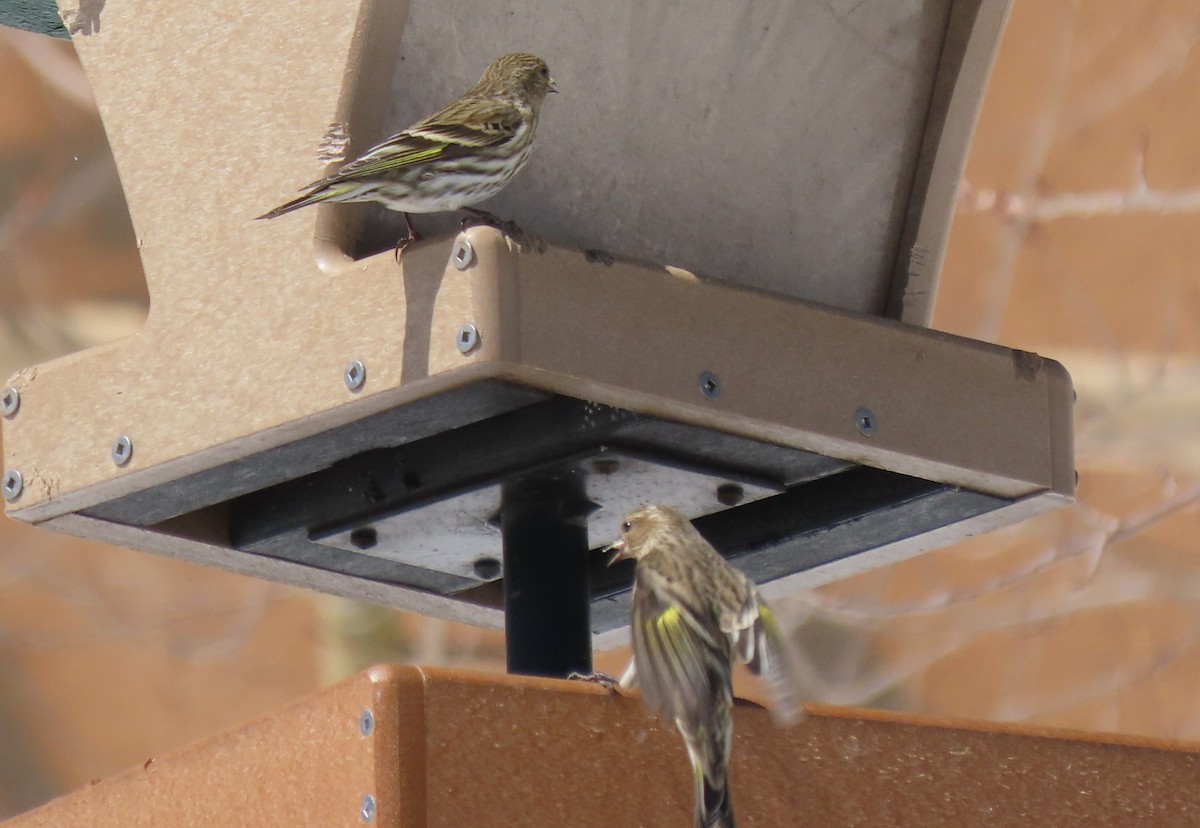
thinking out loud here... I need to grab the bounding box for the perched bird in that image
[609,505,803,828]
[257,52,557,252]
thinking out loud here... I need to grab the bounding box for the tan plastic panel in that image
[888,0,1012,322]
[51,0,1008,320]
[7,666,1199,827]
[2,227,1073,523]
[46,0,1010,325]
[358,0,1010,320]
[4,668,384,827]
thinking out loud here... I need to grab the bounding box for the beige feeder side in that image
[2,0,1071,643]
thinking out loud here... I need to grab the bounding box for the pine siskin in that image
[609,505,803,828]
[257,53,557,250]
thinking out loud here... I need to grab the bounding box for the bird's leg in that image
[618,660,638,691]
[460,207,545,253]
[460,206,522,236]
[567,671,622,694]
[566,658,637,695]
[393,213,421,262]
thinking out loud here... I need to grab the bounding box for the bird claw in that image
[459,207,516,232]
[460,209,544,252]
[394,214,421,263]
[393,233,420,263]
[568,671,622,694]
[463,215,521,236]
[506,231,547,255]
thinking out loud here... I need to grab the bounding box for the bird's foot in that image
[393,232,421,263]
[506,230,547,255]
[394,214,422,263]
[568,671,622,694]
[459,209,546,254]
[460,207,518,232]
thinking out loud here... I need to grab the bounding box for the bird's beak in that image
[605,538,627,566]
[548,77,558,94]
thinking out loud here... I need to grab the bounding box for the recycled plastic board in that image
[7,666,1200,827]
[317,0,1010,323]
[371,0,961,315]
[45,0,1007,322]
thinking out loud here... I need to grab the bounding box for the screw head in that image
[854,407,877,437]
[698,371,721,399]
[2,470,23,502]
[451,238,475,270]
[359,709,374,737]
[344,360,366,392]
[111,435,133,466]
[456,323,480,354]
[1,387,19,417]
[360,794,377,823]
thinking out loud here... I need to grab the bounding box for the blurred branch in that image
[959,143,1200,220]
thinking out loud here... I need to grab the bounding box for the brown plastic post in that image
[6,666,1199,827]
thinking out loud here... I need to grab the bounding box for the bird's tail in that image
[686,739,735,828]
[697,773,735,828]
[255,181,355,220]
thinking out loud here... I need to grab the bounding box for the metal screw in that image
[854,407,877,437]
[716,482,744,506]
[1,387,19,417]
[452,238,475,270]
[456,323,480,354]
[359,709,374,737]
[360,794,377,823]
[344,360,366,392]
[698,371,721,399]
[473,557,502,580]
[349,527,378,550]
[111,435,133,466]
[2,470,22,502]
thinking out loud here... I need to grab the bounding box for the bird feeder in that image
[2,0,1071,675]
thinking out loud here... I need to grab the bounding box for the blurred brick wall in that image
[796,0,1200,735]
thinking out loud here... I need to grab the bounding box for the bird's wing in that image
[630,567,730,727]
[323,97,523,183]
[409,94,525,146]
[728,587,805,725]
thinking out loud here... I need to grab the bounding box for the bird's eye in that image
[621,521,632,533]
[540,66,549,77]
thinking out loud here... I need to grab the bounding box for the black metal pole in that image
[501,466,593,677]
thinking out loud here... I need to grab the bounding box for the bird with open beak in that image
[608,505,804,828]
